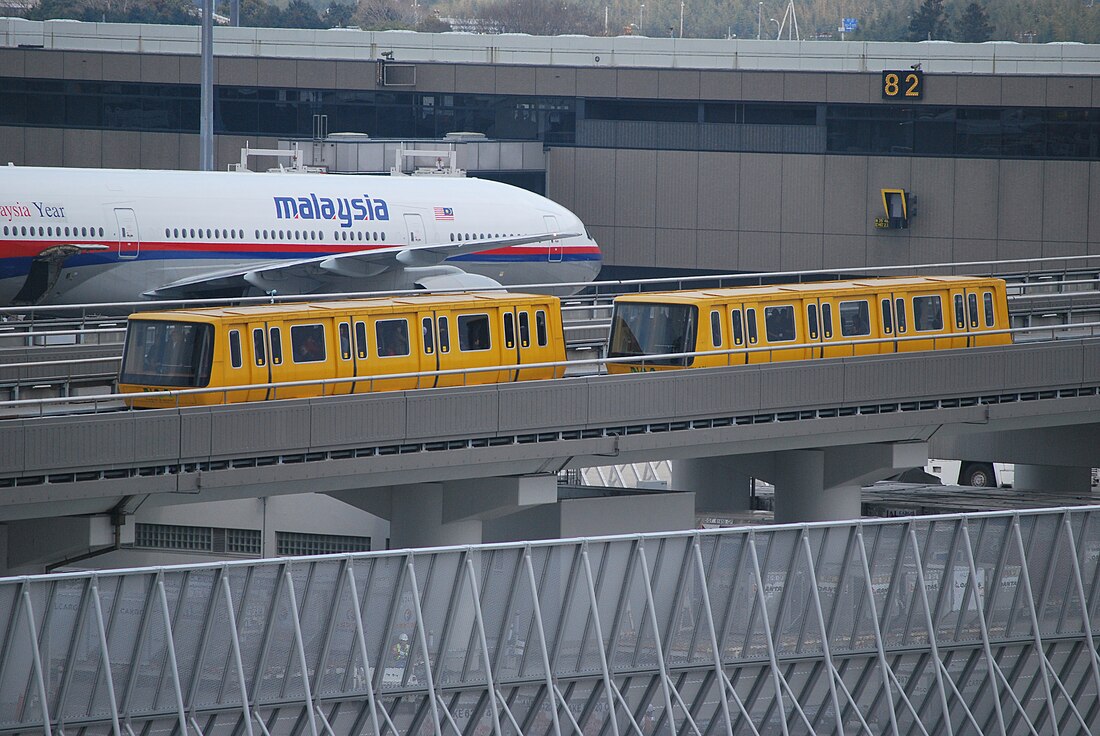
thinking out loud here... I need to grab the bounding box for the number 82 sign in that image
[881,70,923,100]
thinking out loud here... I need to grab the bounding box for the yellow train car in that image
[119,292,566,407]
[606,276,1011,372]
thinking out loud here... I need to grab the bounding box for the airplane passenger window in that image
[229,330,242,369]
[839,300,870,337]
[968,293,979,327]
[375,320,410,357]
[536,311,548,346]
[458,314,491,351]
[381,232,386,241]
[164,228,170,238]
[895,298,907,333]
[880,299,893,334]
[450,233,455,242]
[983,292,995,327]
[252,328,266,367]
[254,230,260,239]
[764,305,796,342]
[710,310,723,347]
[519,312,530,347]
[190,229,196,238]
[503,313,515,349]
[99,227,104,236]
[913,296,943,331]
[291,324,326,363]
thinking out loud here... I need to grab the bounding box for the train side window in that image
[229,330,242,369]
[535,310,548,347]
[438,316,450,353]
[967,293,979,327]
[913,296,943,332]
[880,298,893,335]
[709,310,722,347]
[252,328,266,367]
[764,305,795,342]
[459,314,491,351]
[291,324,328,363]
[746,308,758,345]
[376,320,410,357]
[339,322,352,360]
[422,317,434,355]
[822,303,833,338]
[895,298,907,333]
[518,312,531,347]
[839,300,870,337]
[807,304,819,340]
[953,294,966,329]
[503,313,516,349]
[354,321,368,359]
[983,292,995,327]
[731,309,744,346]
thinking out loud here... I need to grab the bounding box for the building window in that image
[134,523,212,551]
[276,531,371,556]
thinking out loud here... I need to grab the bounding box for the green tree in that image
[907,0,947,40]
[955,1,993,41]
[323,0,356,27]
[281,0,325,28]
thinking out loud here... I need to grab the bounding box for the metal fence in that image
[2,506,1100,735]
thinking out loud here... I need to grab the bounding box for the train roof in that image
[614,275,1004,303]
[129,291,557,321]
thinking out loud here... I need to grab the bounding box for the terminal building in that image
[2,20,1100,572]
[2,19,1100,280]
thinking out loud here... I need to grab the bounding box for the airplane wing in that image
[143,231,579,299]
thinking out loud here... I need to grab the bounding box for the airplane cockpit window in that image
[607,302,697,367]
[120,320,214,388]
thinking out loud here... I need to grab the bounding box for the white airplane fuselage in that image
[0,166,601,306]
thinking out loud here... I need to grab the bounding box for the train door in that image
[814,295,850,358]
[736,301,769,364]
[876,291,899,353]
[349,317,371,393]
[371,313,419,391]
[974,285,1009,346]
[948,287,971,349]
[430,309,462,387]
[543,215,563,262]
[416,310,441,388]
[243,320,274,401]
[727,303,751,365]
[500,307,522,381]
[837,294,876,356]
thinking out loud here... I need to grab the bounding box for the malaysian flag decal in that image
[434,207,454,220]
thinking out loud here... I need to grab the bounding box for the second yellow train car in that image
[606,276,1011,372]
[119,292,566,407]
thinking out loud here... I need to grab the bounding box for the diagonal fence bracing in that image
[2,507,1100,735]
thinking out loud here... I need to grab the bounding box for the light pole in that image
[639,3,645,33]
[757,2,762,39]
[770,17,780,38]
[679,1,684,37]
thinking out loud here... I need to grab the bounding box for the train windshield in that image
[120,320,215,388]
[608,302,697,366]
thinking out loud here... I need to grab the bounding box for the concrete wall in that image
[549,147,1100,273]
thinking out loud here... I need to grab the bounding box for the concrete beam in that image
[5,514,130,573]
[930,424,1100,468]
[442,474,558,522]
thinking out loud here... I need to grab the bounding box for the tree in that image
[323,1,355,28]
[907,0,947,40]
[354,0,414,30]
[280,0,325,28]
[474,0,601,35]
[955,1,993,41]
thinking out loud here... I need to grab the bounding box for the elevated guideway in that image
[2,506,1099,736]
[0,333,1099,532]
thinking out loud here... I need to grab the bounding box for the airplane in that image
[0,165,602,306]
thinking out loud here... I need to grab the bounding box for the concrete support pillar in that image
[390,483,483,549]
[671,457,753,513]
[772,450,861,524]
[1013,464,1093,493]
